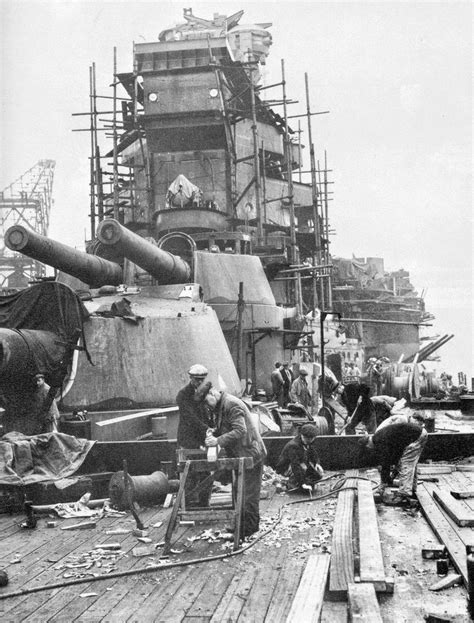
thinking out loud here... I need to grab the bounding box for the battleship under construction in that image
[0,9,473,622]
[0,8,454,429]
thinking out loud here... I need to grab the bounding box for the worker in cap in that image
[276,422,324,492]
[202,384,266,539]
[176,364,213,507]
[359,411,427,505]
[187,364,208,388]
[0,372,59,435]
[289,367,312,413]
[177,364,211,449]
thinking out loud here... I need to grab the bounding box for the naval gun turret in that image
[2,222,241,438]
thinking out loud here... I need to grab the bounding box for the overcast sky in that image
[1,0,472,379]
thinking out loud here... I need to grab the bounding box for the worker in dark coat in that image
[1,373,59,435]
[176,364,211,449]
[270,362,284,406]
[280,362,293,407]
[360,412,428,504]
[344,384,376,434]
[176,364,213,507]
[203,387,267,538]
[275,423,324,491]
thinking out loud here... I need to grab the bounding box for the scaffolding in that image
[0,160,56,288]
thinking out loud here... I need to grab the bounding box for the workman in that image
[345,389,398,435]
[176,364,213,507]
[176,364,211,449]
[280,362,293,407]
[275,423,324,492]
[371,395,397,427]
[202,386,267,539]
[360,411,428,504]
[344,384,376,434]
[0,373,59,435]
[289,368,312,410]
[270,362,284,406]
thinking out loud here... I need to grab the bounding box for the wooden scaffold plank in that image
[357,478,386,591]
[329,469,358,596]
[347,582,383,623]
[286,553,330,623]
[432,489,474,527]
[416,484,468,585]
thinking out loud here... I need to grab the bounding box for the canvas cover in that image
[0,431,95,486]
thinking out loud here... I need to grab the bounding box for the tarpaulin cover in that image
[0,431,95,486]
[0,281,90,382]
[167,174,202,207]
[0,281,89,336]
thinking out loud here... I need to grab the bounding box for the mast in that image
[249,71,263,244]
[282,59,302,315]
[305,72,323,310]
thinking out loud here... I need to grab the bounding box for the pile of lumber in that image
[286,469,389,621]
[416,465,474,587]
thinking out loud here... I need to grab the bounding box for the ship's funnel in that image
[5,225,123,288]
[96,219,191,285]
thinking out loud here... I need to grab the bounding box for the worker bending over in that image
[360,411,428,504]
[276,423,324,492]
[202,386,267,538]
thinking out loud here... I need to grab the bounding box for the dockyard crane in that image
[0,160,55,289]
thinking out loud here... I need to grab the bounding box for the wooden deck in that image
[0,468,472,622]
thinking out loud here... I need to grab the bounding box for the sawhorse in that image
[163,449,254,553]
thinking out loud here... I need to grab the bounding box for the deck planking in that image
[1,467,473,621]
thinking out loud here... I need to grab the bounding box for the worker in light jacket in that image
[360,411,427,504]
[289,368,312,410]
[202,386,267,538]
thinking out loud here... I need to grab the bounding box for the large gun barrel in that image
[96,219,191,285]
[5,225,123,288]
[0,328,67,380]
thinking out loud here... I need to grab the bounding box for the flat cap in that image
[300,423,318,438]
[299,368,309,376]
[188,364,208,377]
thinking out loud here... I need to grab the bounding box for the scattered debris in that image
[429,573,462,591]
[61,520,97,531]
[94,543,121,550]
[132,545,155,557]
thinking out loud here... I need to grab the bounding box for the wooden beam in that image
[451,490,474,500]
[329,470,358,596]
[96,406,178,427]
[416,484,468,586]
[357,479,386,591]
[286,553,330,622]
[432,489,474,527]
[347,582,383,622]
[418,465,454,475]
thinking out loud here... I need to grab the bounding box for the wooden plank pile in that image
[416,466,474,588]
[285,469,391,620]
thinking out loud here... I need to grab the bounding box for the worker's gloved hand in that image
[205,434,218,447]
